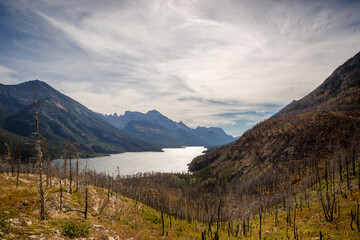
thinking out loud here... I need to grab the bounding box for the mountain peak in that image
[146,109,162,115]
[124,110,141,116]
[18,79,49,87]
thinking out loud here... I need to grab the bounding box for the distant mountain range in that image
[0,80,235,159]
[102,110,236,148]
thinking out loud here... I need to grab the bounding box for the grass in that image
[0,172,359,239]
[58,219,90,238]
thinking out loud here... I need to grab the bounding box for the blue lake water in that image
[53,146,206,176]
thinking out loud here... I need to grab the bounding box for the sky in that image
[0,0,360,137]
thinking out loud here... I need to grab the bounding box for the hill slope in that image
[0,80,160,158]
[2,171,359,240]
[275,50,360,117]
[0,173,204,239]
[189,51,360,193]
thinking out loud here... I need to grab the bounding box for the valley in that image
[1,32,360,240]
[1,0,360,239]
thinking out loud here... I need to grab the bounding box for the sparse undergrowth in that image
[0,172,360,239]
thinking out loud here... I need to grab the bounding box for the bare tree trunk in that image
[346,154,351,193]
[16,148,21,187]
[5,143,11,176]
[43,139,51,189]
[59,178,63,212]
[215,200,222,240]
[26,158,30,176]
[352,147,356,176]
[169,214,172,228]
[92,175,111,217]
[84,183,88,219]
[358,158,360,192]
[64,157,67,187]
[338,155,343,182]
[161,208,165,235]
[317,159,336,222]
[68,138,72,193]
[33,86,45,220]
[10,146,15,177]
[0,155,2,173]
[350,200,360,232]
[76,142,79,192]
[259,211,262,239]
[85,160,89,219]
[115,166,120,203]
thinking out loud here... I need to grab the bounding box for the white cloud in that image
[1,0,360,135]
[0,65,19,84]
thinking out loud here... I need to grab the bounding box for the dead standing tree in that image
[316,158,336,222]
[92,175,111,217]
[4,143,11,176]
[75,141,80,192]
[68,138,72,193]
[32,85,46,220]
[16,146,21,187]
[63,161,89,219]
[43,138,52,188]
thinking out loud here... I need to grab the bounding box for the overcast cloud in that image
[0,0,360,136]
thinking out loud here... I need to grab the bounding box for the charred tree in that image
[68,138,72,193]
[33,86,45,220]
[75,141,79,192]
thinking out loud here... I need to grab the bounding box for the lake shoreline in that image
[53,146,206,176]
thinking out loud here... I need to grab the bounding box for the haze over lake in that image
[54,147,206,176]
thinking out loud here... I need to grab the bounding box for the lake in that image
[53,146,206,176]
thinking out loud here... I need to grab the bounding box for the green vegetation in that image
[58,220,90,238]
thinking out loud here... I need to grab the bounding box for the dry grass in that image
[1,172,360,239]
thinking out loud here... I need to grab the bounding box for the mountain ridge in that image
[188,50,360,193]
[274,51,360,118]
[0,80,161,158]
[102,110,236,148]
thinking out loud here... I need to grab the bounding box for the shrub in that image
[59,220,90,239]
[0,219,10,234]
[143,212,161,224]
[0,211,15,234]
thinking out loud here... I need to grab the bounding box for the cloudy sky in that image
[1,0,360,136]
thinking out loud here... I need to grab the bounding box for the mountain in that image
[188,51,360,193]
[275,51,360,117]
[0,80,161,158]
[193,126,235,146]
[102,110,236,148]
[122,120,188,148]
